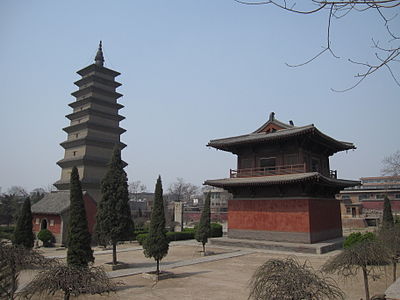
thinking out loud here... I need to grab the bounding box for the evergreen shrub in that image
[37,229,54,247]
[344,232,376,249]
[210,223,223,237]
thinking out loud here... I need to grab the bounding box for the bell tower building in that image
[54,42,126,202]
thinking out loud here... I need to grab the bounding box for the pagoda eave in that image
[60,138,126,150]
[74,75,121,88]
[65,109,125,122]
[76,64,120,78]
[68,97,124,110]
[71,86,123,99]
[63,122,126,134]
[57,156,128,168]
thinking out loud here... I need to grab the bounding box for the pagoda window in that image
[75,133,79,138]
[260,157,276,170]
[311,158,320,172]
[285,154,298,165]
[241,158,252,169]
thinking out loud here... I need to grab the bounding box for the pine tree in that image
[95,147,134,265]
[382,195,394,229]
[67,166,94,267]
[13,197,34,249]
[195,192,211,253]
[143,176,169,275]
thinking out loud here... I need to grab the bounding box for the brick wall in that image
[228,199,310,233]
[32,214,62,235]
[83,194,97,233]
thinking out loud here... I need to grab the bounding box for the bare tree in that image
[322,239,392,300]
[128,180,147,194]
[20,262,119,300]
[381,150,400,176]
[234,0,400,90]
[168,178,198,203]
[7,186,28,197]
[248,257,344,300]
[0,241,50,300]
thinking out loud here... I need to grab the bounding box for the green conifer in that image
[95,147,134,265]
[382,195,394,229]
[13,198,34,249]
[195,192,211,253]
[143,176,169,274]
[67,166,94,267]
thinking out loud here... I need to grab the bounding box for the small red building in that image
[205,113,359,243]
[31,191,97,245]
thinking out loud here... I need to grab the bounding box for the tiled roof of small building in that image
[204,172,360,188]
[31,191,82,214]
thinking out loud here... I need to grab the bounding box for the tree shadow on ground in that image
[115,284,145,291]
[124,260,181,269]
[171,270,211,279]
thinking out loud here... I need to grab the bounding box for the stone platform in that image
[210,236,343,254]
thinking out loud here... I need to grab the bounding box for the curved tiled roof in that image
[204,172,360,188]
[31,191,71,214]
[31,191,92,214]
[208,125,355,153]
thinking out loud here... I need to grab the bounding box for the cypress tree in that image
[67,166,94,267]
[143,176,169,274]
[195,192,211,253]
[13,197,34,249]
[382,195,394,229]
[95,147,134,265]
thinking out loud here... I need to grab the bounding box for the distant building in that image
[205,112,358,243]
[129,192,154,217]
[32,43,126,244]
[339,176,400,223]
[205,188,231,213]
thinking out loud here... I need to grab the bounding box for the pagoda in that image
[54,41,126,203]
[32,42,126,245]
[205,113,359,244]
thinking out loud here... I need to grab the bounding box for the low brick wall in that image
[341,218,367,228]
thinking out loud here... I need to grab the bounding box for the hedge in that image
[344,232,376,249]
[0,226,15,240]
[135,223,223,245]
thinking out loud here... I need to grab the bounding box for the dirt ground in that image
[19,241,396,300]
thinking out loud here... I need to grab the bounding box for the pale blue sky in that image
[0,1,399,193]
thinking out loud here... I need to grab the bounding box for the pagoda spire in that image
[95,41,104,67]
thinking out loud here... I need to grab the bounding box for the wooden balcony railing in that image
[230,163,307,178]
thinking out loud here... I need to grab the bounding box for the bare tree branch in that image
[234,0,400,90]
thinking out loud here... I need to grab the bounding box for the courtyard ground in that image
[19,239,396,300]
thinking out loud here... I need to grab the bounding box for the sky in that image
[0,1,399,194]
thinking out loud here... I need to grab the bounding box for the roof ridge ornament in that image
[269,112,275,121]
[95,41,104,67]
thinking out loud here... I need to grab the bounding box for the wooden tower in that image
[205,113,359,243]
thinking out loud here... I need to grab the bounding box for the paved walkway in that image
[47,246,143,259]
[108,249,255,278]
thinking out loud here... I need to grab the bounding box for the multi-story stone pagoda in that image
[205,112,359,244]
[32,43,125,244]
[54,41,126,203]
